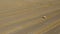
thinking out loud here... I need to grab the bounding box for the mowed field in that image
[0,0,60,34]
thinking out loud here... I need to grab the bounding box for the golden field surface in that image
[0,0,60,34]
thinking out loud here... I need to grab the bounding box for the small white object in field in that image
[41,16,47,19]
[40,16,47,23]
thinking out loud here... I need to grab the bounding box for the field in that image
[0,0,60,34]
